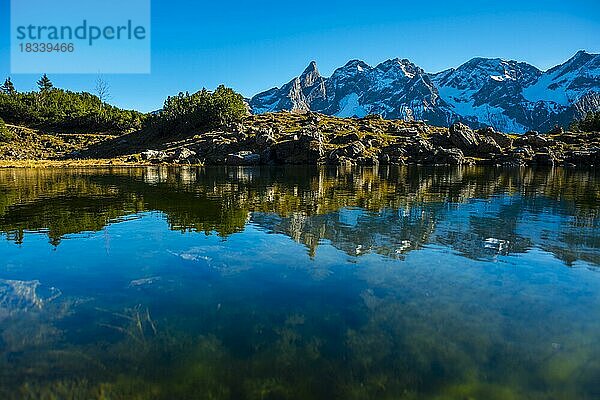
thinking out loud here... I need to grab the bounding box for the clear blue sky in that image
[1,0,599,112]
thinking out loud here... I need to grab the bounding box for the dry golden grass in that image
[0,158,151,169]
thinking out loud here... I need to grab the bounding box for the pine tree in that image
[37,74,53,92]
[1,77,16,95]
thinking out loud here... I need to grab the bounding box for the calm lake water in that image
[0,166,599,399]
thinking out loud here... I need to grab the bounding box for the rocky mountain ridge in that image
[250,51,600,133]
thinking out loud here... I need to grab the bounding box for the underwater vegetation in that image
[0,266,598,400]
[1,311,598,399]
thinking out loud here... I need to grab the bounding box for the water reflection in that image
[0,166,599,399]
[1,166,598,265]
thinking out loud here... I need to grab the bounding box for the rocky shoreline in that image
[1,112,599,167]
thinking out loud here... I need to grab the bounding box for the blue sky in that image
[1,0,599,112]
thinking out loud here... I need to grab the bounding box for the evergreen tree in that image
[1,78,15,95]
[37,74,53,92]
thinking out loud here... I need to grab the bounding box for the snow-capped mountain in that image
[431,58,543,132]
[250,51,600,133]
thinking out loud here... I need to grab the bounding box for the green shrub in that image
[0,80,145,133]
[0,117,13,142]
[571,112,600,133]
[146,85,247,136]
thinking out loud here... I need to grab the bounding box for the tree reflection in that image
[0,166,598,266]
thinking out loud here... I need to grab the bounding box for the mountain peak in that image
[342,59,371,70]
[572,49,600,63]
[561,50,600,65]
[461,57,508,69]
[299,61,323,88]
[547,50,599,78]
[380,57,414,66]
[302,61,319,76]
[568,50,593,62]
[375,58,422,78]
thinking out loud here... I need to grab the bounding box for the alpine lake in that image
[0,166,598,400]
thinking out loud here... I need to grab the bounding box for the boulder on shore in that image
[449,123,479,154]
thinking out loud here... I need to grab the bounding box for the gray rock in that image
[359,123,377,133]
[271,138,324,164]
[493,146,534,167]
[255,129,277,148]
[347,141,367,157]
[329,141,367,160]
[405,137,435,162]
[225,151,261,166]
[476,137,502,155]
[250,53,600,133]
[564,149,600,166]
[250,61,327,113]
[513,146,534,159]
[532,152,557,166]
[298,129,324,143]
[478,127,513,149]
[141,150,168,162]
[546,126,565,135]
[431,147,464,165]
[330,133,360,145]
[493,155,527,167]
[388,125,419,136]
[170,147,197,163]
[431,132,453,148]
[557,134,585,145]
[306,112,321,125]
[516,133,551,148]
[449,123,480,153]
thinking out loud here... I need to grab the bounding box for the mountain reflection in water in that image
[1,166,598,264]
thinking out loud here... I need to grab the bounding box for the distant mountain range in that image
[249,50,600,133]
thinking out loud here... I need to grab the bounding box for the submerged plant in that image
[97,304,157,346]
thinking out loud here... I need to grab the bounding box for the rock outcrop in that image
[129,112,600,168]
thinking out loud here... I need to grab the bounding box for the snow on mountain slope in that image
[336,93,367,118]
[249,51,600,133]
[523,50,600,106]
[430,58,541,132]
